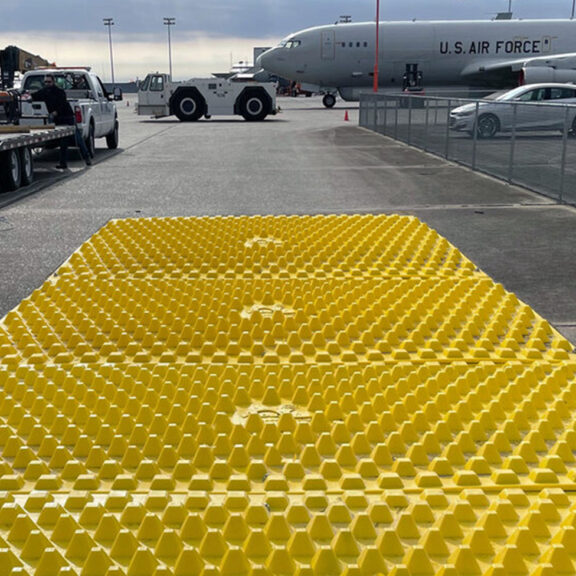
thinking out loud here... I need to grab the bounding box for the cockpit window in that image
[280,40,301,49]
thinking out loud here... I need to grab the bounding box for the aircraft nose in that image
[258,47,282,73]
[257,49,270,68]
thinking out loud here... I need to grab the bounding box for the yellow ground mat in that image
[55,215,479,280]
[0,214,575,575]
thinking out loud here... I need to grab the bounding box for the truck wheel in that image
[85,124,95,158]
[20,147,34,186]
[322,94,336,108]
[0,149,22,192]
[173,92,204,121]
[106,120,119,149]
[239,92,270,121]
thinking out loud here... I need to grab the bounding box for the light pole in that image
[373,0,380,92]
[572,0,575,19]
[103,18,115,88]
[163,17,176,80]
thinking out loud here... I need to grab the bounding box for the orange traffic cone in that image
[344,110,349,121]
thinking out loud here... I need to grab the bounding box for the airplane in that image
[257,18,576,108]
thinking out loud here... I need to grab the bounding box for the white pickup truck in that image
[20,68,120,155]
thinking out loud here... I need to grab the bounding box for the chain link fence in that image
[359,92,576,204]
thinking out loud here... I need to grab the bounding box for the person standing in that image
[31,74,91,169]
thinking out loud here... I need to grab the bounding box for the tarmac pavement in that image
[1,94,575,345]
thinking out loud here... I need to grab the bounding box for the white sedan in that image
[449,83,576,138]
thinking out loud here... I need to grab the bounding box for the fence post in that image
[383,95,388,135]
[423,98,430,152]
[507,104,518,184]
[559,106,570,203]
[444,99,451,159]
[407,95,412,145]
[471,101,479,170]
[394,96,399,139]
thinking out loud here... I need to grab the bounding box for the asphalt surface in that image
[368,105,576,204]
[1,94,576,346]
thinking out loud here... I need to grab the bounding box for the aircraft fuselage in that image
[259,20,576,98]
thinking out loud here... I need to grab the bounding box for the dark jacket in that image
[31,85,74,126]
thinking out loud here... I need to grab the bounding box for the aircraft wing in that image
[461,52,576,76]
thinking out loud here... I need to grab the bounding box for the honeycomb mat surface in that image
[55,215,480,280]
[0,276,572,367]
[0,214,575,575]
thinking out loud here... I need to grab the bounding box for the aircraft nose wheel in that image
[322,94,336,108]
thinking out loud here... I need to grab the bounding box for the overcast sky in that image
[2,0,575,81]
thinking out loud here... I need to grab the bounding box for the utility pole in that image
[163,17,176,80]
[373,0,380,92]
[103,18,115,87]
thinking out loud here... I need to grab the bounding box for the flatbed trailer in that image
[0,125,75,192]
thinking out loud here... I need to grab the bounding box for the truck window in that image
[73,75,88,90]
[139,76,151,92]
[95,79,104,99]
[61,74,76,90]
[23,77,44,92]
[23,74,72,92]
[150,76,164,92]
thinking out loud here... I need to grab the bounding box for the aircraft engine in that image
[521,66,576,85]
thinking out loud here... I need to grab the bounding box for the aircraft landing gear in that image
[400,63,425,108]
[322,93,336,108]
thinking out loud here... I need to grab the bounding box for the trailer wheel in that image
[238,90,271,121]
[173,92,205,121]
[20,147,34,186]
[106,120,119,149]
[0,149,22,192]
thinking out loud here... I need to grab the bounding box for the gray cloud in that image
[2,0,575,38]
[2,0,575,81]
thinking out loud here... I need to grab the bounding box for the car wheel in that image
[173,92,204,121]
[322,94,336,108]
[20,147,34,186]
[85,123,95,158]
[239,93,269,121]
[0,149,22,192]
[476,114,499,138]
[106,120,119,149]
